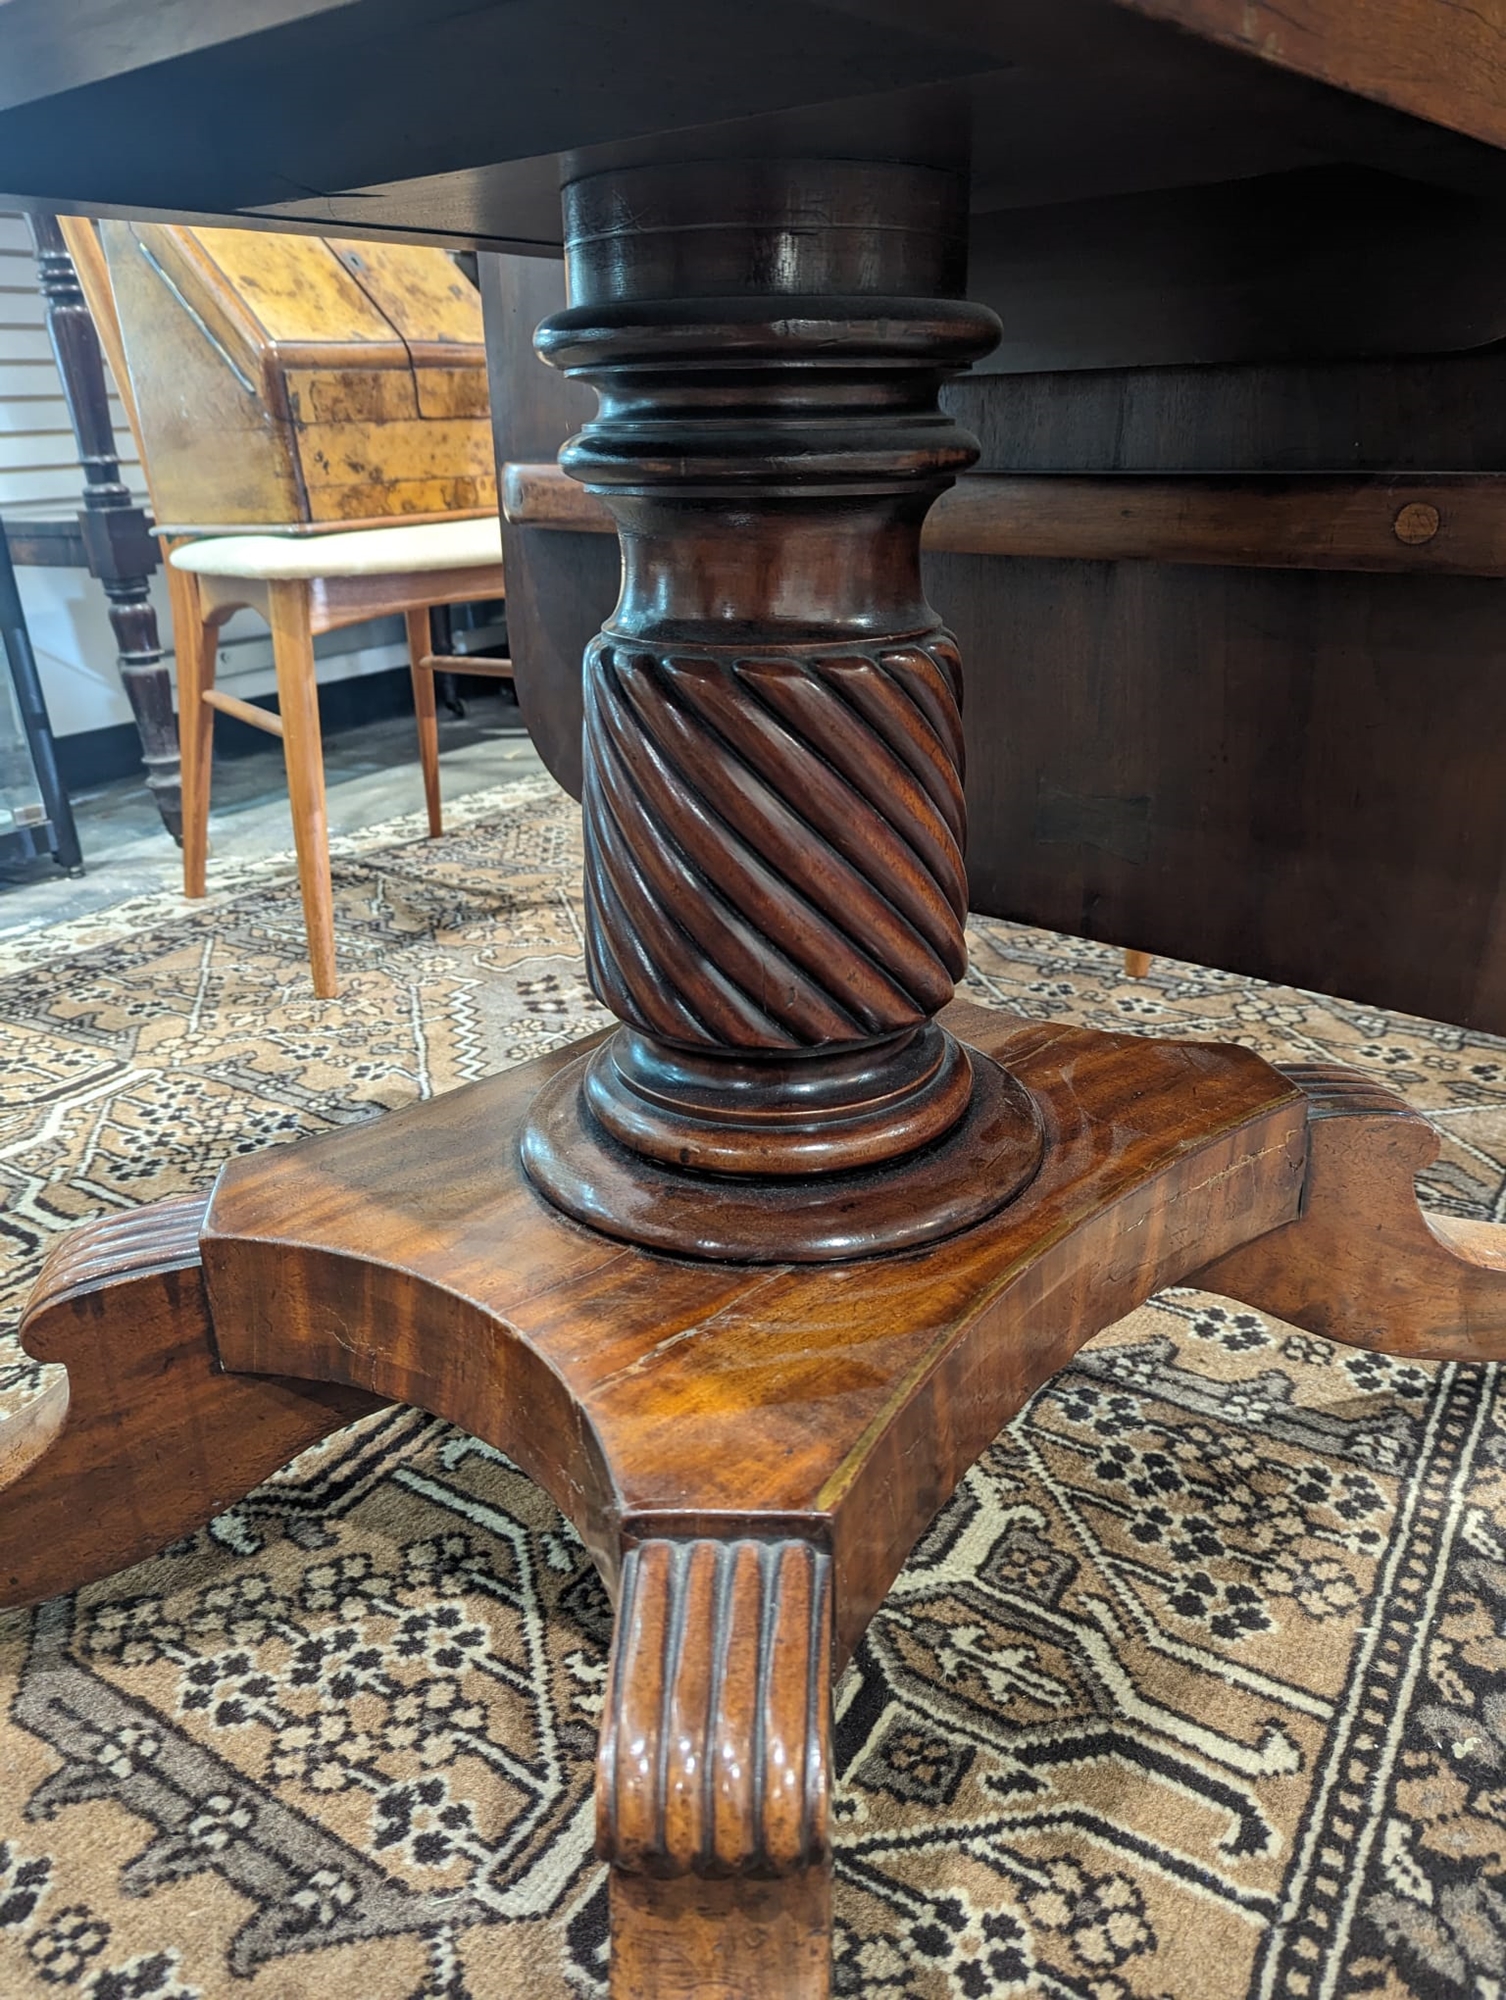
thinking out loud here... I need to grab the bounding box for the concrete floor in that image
[0,699,549,942]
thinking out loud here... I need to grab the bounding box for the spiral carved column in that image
[521,160,1045,1260]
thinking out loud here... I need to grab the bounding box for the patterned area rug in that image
[1,774,1505,2000]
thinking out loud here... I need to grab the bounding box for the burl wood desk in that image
[5,4,1506,1993]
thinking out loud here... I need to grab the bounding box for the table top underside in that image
[1,0,1504,256]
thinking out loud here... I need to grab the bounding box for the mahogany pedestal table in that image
[5,149,1506,2000]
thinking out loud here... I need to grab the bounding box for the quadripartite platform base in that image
[5,1002,1506,1999]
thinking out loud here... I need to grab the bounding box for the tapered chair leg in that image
[268,580,338,998]
[168,562,216,899]
[406,605,443,838]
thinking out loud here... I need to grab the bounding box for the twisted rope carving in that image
[582,629,969,1050]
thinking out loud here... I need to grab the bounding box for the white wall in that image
[0,210,404,742]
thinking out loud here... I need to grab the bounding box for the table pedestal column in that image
[520,159,1043,1263]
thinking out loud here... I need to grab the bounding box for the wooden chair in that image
[59,218,510,997]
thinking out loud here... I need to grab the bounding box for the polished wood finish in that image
[890,341,1506,1033]
[405,601,514,830]
[201,686,285,736]
[933,543,1506,1036]
[268,579,337,996]
[963,164,1506,373]
[27,214,181,838]
[521,1037,1043,1262]
[168,559,216,901]
[502,460,608,533]
[482,252,608,803]
[55,219,140,459]
[907,473,1506,573]
[1194,1064,1506,1359]
[169,550,506,993]
[602,1538,834,1996]
[599,1537,832,1876]
[492,323,1506,1036]
[514,161,1041,1258]
[1119,0,1506,155]
[0,518,88,568]
[10,0,1506,261]
[406,607,444,837]
[0,1195,381,1607]
[10,1007,1506,1990]
[495,343,1506,1036]
[190,1007,1305,1652]
[300,563,504,630]
[73,234,507,994]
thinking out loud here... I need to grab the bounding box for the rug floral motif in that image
[0,774,1503,2000]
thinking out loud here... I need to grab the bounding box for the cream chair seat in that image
[164,514,508,996]
[170,515,503,580]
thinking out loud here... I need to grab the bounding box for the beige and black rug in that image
[1,774,1504,2000]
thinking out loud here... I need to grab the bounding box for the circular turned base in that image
[583,1023,976,1178]
[520,1034,1045,1263]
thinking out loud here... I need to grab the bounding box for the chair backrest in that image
[69,221,496,538]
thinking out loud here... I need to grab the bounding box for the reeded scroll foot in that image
[1193,1064,1506,1360]
[597,1535,834,1999]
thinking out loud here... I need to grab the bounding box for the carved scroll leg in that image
[1191,1063,1506,1361]
[0,1194,385,1608]
[599,1536,833,2000]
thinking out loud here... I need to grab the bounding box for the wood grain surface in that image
[97,221,495,531]
[0,1195,383,1609]
[1117,0,1506,156]
[511,160,1042,1257]
[12,1007,1506,1992]
[196,1004,1308,1653]
[1194,1064,1506,1357]
[598,1537,831,1877]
